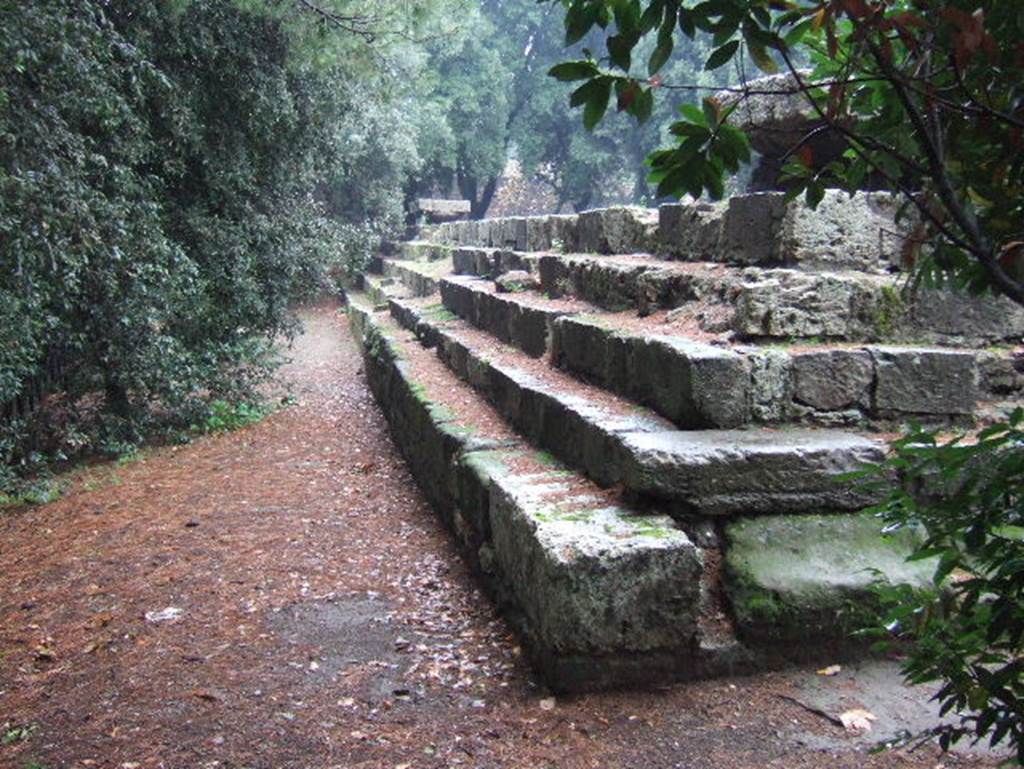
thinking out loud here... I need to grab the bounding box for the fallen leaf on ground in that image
[839,708,877,732]
[145,607,184,623]
[539,697,556,711]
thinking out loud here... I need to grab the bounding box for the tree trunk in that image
[471,177,499,219]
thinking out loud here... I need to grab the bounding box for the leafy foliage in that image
[411,1,728,214]
[547,0,1024,305]
[0,0,449,487]
[862,413,1024,761]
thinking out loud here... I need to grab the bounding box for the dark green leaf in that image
[548,61,600,82]
[582,77,612,130]
[704,40,739,71]
[648,39,673,75]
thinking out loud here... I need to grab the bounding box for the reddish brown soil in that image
[0,302,1000,769]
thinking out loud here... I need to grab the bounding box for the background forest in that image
[0,0,719,493]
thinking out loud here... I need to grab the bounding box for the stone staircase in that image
[346,190,1024,692]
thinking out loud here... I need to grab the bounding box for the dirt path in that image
[0,303,1002,769]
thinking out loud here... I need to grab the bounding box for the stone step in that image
[344,291,740,691]
[428,192,907,273]
[435,274,1000,428]
[433,213,581,252]
[657,190,908,272]
[381,257,452,298]
[439,274,577,358]
[387,295,885,514]
[359,273,412,307]
[350,290,936,681]
[723,513,936,645]
[395,240,454,263]
[444,247,1024,347]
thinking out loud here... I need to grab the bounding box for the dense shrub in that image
[865,414,1024,761]
[0,0,420,481]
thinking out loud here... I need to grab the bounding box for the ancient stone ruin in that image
[345,191,1024,692]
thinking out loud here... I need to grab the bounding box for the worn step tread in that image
[382,257,453,297]
[434,273,998,428]
[387,294,886,514]
[724,512,935,644]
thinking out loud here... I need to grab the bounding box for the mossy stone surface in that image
[724,512,936,644]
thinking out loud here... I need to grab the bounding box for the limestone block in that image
[747,348,794,422]
[791,350,874,412]
[719,193,789,264]
[508,303,556,358]
[494,217,528,250]
[548,214,580,252]
[524,217,553,252]
[620,429,884,514]
[632,336,751,428]
[733,270,885,340]
[489,475,702,654]
[577,207,658,254]
[495,270,539,293]
[551,316,631,394]
[724,513,935,643]
[440,278,477,323]
[978,351,1024,396]
[452,247,492,276]
[778,190,907,272]
[657,200,725,259]
[906,288,1024,346]
[635,268,709,316]
[870,347,979,416]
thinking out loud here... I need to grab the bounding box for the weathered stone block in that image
[746,348,794,423]
[524,218,553,252]
[493,250,539,276]
[979,351,1024,396]
[724,513,935,643]
[455,450,508,550]
[791,350,874,412]
[870,347,979,416]
[779,190,907,272]
[657,200,725,260]
[733,270,885,340]
[452,247,492,276]
[577,207,658,254]
[620,429,884,514]
[489,475,703,655]
[508,303,556,358]
[551,316,630,393]
[719,193,789,264]
[548,214,580,252]
[906,288,1024,346]
[635,268,710,316]
[495,270,539,293]
[440,278,476,323]
[494,217,527,250]
[538,256,647,310]
[632,336,751,428]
